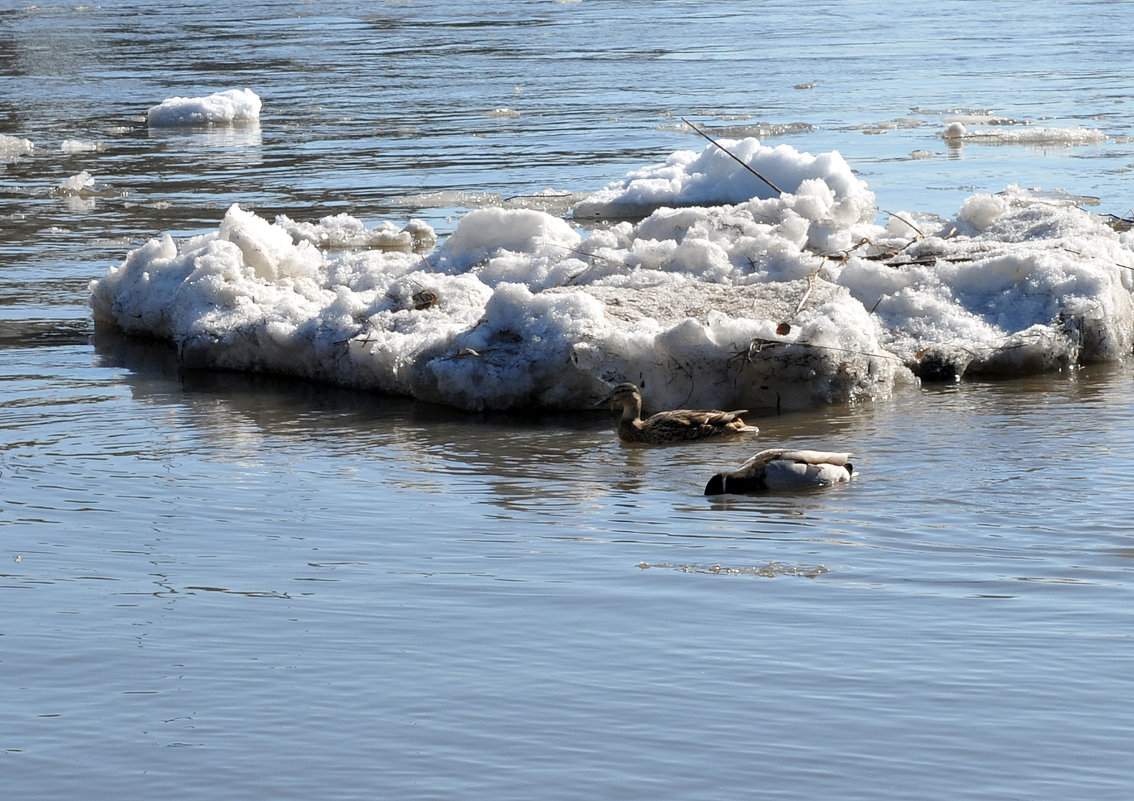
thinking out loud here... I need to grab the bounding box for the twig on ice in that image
[681,117,785,197]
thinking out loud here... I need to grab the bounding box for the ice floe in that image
[56,171,96,195]
[1,133,34,162]
[942,122,1108,146]
[146,88,262,127]
[89,136,1134,413]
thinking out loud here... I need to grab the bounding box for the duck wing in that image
[639,412,723,441]
[776,450,853,467]
[734,448,791,471]
[762,460,844,489]
[655,409,746,426]
[640,409,758,441]
[762,451,854,489]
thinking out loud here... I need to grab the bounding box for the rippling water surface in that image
[3,2,1134,799]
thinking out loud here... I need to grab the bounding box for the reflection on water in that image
[5,329,1134,800]
[85,328,1134,565]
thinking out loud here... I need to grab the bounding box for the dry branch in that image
[681,117,785,196]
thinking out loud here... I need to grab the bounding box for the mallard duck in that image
[595,382,759,444]
[704,449,853,495]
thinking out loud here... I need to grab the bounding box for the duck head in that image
[704,472,762,496]
[594,382,642,411]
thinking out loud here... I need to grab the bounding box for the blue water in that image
[3,2,1134,799]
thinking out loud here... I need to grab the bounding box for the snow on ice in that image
[89,128,1134,413]
[145,88,262,127]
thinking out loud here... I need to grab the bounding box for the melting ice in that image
[145,88,262,127]
[90,111,1134,412]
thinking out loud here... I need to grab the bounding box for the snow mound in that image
[90,142,1134,413]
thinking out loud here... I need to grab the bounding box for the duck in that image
[704,449,853,495]
[595,382,759,444]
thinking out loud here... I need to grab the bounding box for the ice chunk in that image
[146,88,262,127]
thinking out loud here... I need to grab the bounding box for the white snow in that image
[146,88,262,127]
[89,137,1134,413]
[573,137,874,220]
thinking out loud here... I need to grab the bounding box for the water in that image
[3,2,1134,799]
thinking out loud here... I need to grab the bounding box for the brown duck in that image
[595,383,759,444]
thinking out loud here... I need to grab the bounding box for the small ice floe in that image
[1,133,34,162]
[859,117,925,135]
[913,108,1027,126]
[704,449,854,495]
[660,120,817,140]
[61,139,107,154]
[145,88,262,127]
[56,171,96,195]
[638,560,829,578]
[55,171,103,211]
[57,170,120,211]
[941,121,1106,146]
[594,382,759,444]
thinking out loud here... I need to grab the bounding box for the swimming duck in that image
[704,449,853,495]
[595,382,759,444]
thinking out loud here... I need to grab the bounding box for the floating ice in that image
[660,121,818,139]
[941,123,1107,146]
[1,133,34,161]
[57,171,96,195]
[61,139,106,154]
[146,88,262,127]
[944,122,967,140]
[90,138,1134,413]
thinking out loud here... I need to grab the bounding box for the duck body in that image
[705,449,853,495]
[595,383,759,444]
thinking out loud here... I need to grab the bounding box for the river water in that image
[3,2,1134,799]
